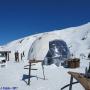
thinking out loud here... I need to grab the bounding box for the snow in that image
[2,22,90,60]
[0,22,90,90]
[0,58,89,90]
[28,23,90,61]
[28,33,61,60]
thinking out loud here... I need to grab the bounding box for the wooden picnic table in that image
[26,60,45,85]
[61,71,90,90]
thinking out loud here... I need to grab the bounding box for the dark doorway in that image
[44,40,70,66]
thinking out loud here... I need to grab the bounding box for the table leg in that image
[28,62,31,85]
[69,75,73,90]
[42,63,45,80]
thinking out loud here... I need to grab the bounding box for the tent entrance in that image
[44,40,70,66]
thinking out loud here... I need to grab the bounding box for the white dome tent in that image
[28,33,70,66]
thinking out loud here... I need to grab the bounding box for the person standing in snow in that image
[21,53,23,60]
[15,51,19,62]
[23,51,25,57]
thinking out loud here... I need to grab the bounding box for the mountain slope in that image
[0,23,90,90]
[1,22,90,60]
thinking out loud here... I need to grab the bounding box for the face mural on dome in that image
[44,40,70,66]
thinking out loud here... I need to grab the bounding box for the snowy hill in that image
[0,23,90,90]
[1,22,90,60]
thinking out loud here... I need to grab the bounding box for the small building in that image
[0,48,11,61]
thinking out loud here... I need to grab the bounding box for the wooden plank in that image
[31,69,38,70]
[29,60,43,63]
[68,71,90,90]
[24,64,36,67]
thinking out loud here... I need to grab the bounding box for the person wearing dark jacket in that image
[15,51,19,62]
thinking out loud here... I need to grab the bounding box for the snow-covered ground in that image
[0,58,89,90]
[0,22,90,90]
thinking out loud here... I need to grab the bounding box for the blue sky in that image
[0,0,90,45]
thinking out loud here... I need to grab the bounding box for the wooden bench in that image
[24,60,45,85]
[61,71,90,90]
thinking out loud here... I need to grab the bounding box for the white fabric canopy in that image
[28,33,60,61]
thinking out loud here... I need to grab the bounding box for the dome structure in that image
[28,33,70,66]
